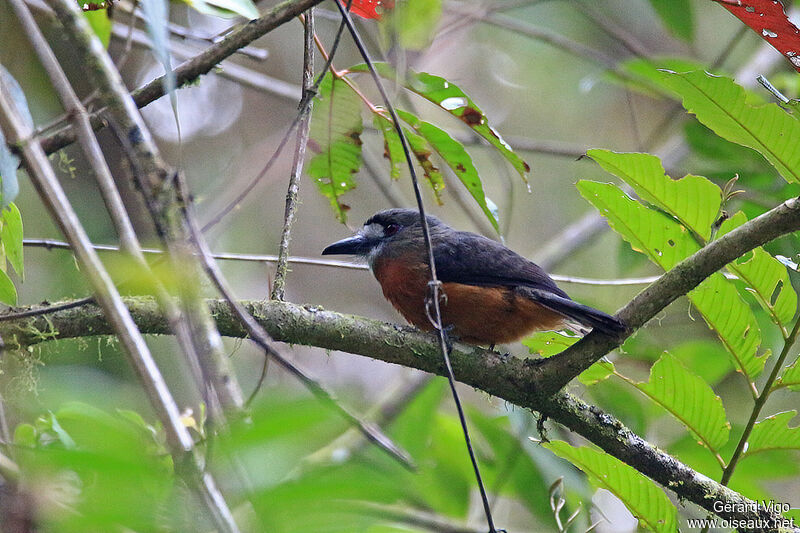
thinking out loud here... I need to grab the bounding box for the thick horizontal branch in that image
[0,297,793,531]
[539,195,800,396]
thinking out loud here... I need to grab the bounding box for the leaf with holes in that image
[578,181,765,382]
[348,0,394,19]
[308,77,364,222]
[631,354,730,453]
[716,0,800,73]
[718,212,797,330]
[587,150,721,240]
[373,114,404,180]
[743,411,800,457]
[398,110,499,232]
[659,70,800,184]
[403,127,445,204]
[348,63,530,182]
[1,203,23,279]
[545,441,678,533]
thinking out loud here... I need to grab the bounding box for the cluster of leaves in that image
[307,63,530,230]
[11,384,599,532]
[526,70,800,531]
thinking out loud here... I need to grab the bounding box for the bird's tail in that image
[522,288,627,336]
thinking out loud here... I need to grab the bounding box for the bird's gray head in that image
[321,208,445,265]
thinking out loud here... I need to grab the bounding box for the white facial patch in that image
[360,223,386,268]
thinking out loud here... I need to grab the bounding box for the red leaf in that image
[716,0,800,72]
[347,0,394,19]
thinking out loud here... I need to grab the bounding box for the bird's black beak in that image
[321,234,373,256]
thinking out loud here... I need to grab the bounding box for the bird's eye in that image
[384,223,400,236]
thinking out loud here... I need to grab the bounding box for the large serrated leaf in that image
[587,150,721,240]
[348,63,530,182]
[687,275,765,381]
[659,70,800,184]
[544,441,678,533]
[630,354,730,452]
[1,203,23,279]
[308,77,364,222]
[578,181,765,382]
[743,411,800,457]
[397,110,499,232]
[576,181,700,270]
[718,212,797,330]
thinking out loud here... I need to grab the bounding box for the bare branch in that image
[272,10,315,300]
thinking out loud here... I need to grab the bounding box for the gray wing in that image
[432,231,570,298]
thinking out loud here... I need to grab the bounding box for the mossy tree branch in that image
[1,295,796,532]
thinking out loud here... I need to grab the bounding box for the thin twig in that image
[720,317,800,484]
[178,174,416,470]
[331,2,499,530]
[36,0,327,157]
[201,2,351,233]
[23,237,685,284]
[0,70,240,533]
[271,10,315,300]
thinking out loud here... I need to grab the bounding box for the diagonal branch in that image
[538,195,800,396]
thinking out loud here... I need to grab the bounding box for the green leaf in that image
[0,267,17,305]
[587,150,721,240]
[349,63,530,182]
[2,203,23,278]
[467,410,553,522]
[613,57,706,99]
[688,275,765,381]
[647,0,694,41]
[718,212,797,329]
[389,0,443,50]
[578,181,765,382]
[183,0,259,20]
[523,331,614,385]
[775,357,800,390]
[83,10,111,48]
[576,181,700,271]
[544,441,678,533]
[308,77,364,222]
[629,354,730,452]
[373,114,404,180]
[579,359,616,386]
[403,127,445,204]
[523,331,580,358]
[743,411,800,457]
[397,110,499,232]
[659,70,800,184]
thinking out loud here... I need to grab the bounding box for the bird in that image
[322,208,626,345]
